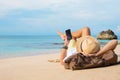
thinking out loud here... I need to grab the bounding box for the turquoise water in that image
[0,35,119,58]
[0,35,63,58]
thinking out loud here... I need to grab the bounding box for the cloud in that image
[0,0,72,11]
[0,0,120,35]
[0,0,74,18]
[116,26,120,32]
[0,0,120,20]
[0,0,120,26]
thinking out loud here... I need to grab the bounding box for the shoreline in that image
[0,49,60,59]
[0,45,119,80]
[0,43,119,60]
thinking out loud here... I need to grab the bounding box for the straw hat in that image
[76,36,100,54]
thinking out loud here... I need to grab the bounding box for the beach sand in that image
[0,46,120,80]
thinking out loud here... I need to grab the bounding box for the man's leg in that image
[57,26,91,40]
[72,26,91,38]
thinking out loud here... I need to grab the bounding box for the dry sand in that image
[0,45,120,80]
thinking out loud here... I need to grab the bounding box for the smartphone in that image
[65,29,72,41]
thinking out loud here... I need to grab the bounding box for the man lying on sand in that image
[57,26,118,66]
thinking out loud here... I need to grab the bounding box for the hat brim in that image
[76,36,100,54]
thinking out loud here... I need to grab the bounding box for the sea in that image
[0,35,119,59]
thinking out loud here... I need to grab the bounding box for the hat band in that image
[80,40,83,52]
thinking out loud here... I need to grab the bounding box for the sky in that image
[0,0,120,36]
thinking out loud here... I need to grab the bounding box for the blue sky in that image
[0,0,120,36]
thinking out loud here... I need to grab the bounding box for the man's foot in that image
[48,59,60,63]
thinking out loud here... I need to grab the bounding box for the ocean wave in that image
[52,42,63,45]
